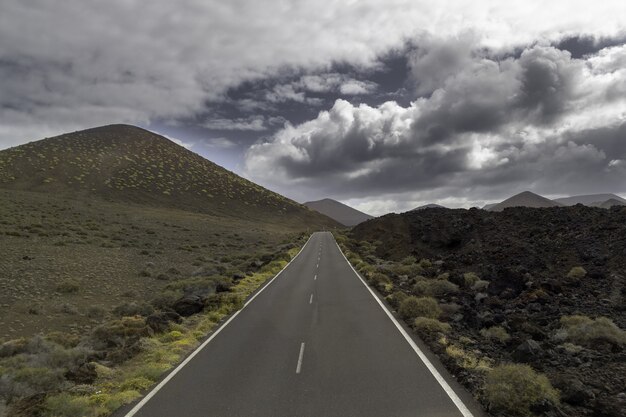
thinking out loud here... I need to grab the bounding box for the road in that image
[122,232,482,417]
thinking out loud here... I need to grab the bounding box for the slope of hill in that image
[554,193,626,206]
[488,191,562,211]
[304,198,373,226]
[482,203,497,210]
[0,124,337,228]
[597,198,626,209]
[347,205,626,417]
[412,203,446,210]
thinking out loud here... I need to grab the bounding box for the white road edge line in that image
[314,274,317,280]
[296,342,306,374]
[333,238,475,417]
[309,293,313,304]
[123,234,315,417]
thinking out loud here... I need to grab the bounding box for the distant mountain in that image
[596,198,626,209]
[488,191,562,211]
[304,198,373,226]
[0,124,339,227]
[554,193,626,206]
[412,203,446,210]
[482,203,498,210]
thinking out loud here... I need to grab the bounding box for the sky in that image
[1,1,626,215]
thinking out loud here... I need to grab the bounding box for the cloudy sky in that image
[1,1,626,214]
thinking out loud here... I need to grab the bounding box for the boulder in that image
[512,339,543,363]
[173,295,204,317]
[65,362,98,384]
[146,311,183,333]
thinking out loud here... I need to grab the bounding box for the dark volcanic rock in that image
[172,295,204,317]
[146,311,183,333]
[65,362,98,384]
[512,339,543,363]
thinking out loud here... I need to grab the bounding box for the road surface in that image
[122,232,482,417]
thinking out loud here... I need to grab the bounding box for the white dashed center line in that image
[296,342,305,374]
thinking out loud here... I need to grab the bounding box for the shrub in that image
[399,296,441,320]
[428,280,459,297]
[445,345,492,372]
[480,326,511,343]
[412,279,459,297]
[369,273,392,292]
[45,393,95,417]
[566,266,587,280]
[56,279,79,294]
[112,302,154,318]
[418,258,432,268]
[388,291,408,309]
[463,272,479,288]
[414,318,451,335]
[560,315,626,347]
[485,364,559,416]
[471,279,490,291]
[92,316,153,349]
[401,256,417,265]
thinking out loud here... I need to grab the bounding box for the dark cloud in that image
[245,41,626,211]
[556,34,626,58]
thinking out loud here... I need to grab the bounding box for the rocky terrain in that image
[346,205,626,416]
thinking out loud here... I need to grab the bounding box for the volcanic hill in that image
[0,124,338,227]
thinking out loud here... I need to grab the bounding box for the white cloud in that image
[2,0,626,148]
[203,116,267,131]
[244,43,626,207]
[206,137,237,149]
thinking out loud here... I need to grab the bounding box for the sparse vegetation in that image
[480,326,511,343]
[484,364,559,416]
[566,266,587,280]
[559,315,626,348]
[398,296,441,320]
[413,317,450,335]
[56,279,80,294]
[463,272,479,288]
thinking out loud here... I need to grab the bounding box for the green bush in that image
[401,256,417,265]
[428,280,459,296]
[471,279,490,291]
[388,291,408,309]
[560,315,626,347]
[369,272,392,292]
[480,326,511,343]
[463,272,480,288]
[56,279,80,294]
[399,296,441,320]
[418,258,432,268]
[45,393,96,417]
[413,317,451,335]
[566,266,587,280]
[412,279,459,297]
[485,364,559,416]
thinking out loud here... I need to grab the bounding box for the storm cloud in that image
[1,1,626,213]
[244,42,626,212]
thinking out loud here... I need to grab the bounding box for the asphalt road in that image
[123,232,482,417]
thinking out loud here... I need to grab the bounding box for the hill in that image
[412,203,446,210]
[303,198,373,226]
[597,198,626,209]
[0,124,338,228]
[554,193,626,206]
[488,191,562,211]
[482,203,497,210]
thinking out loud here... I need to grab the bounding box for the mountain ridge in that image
[304,198,373,226]
[488,191,562,211]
